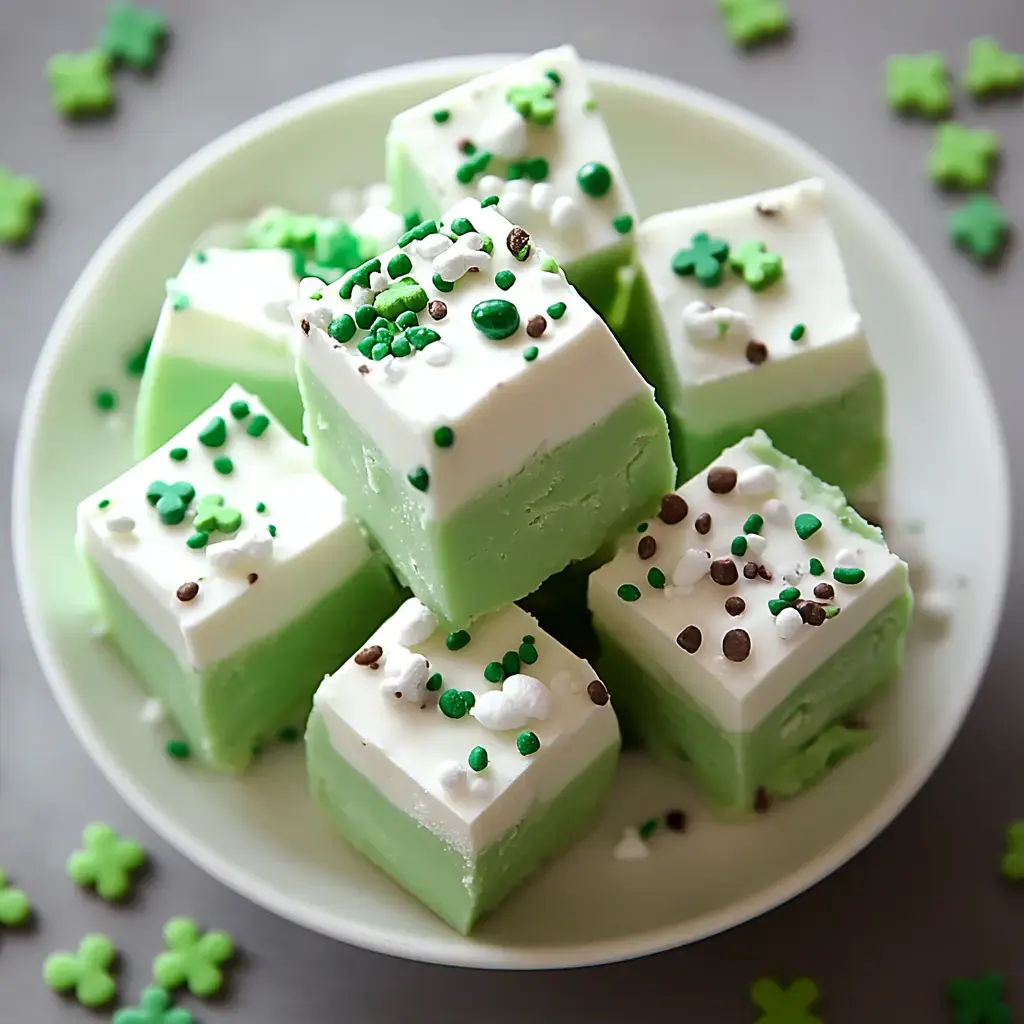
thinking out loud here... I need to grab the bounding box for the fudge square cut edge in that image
[291,196,675,629]
[624,178,887,495]
[307,597,621,934]
[385,44,638,324]
[588,429,911,812]
[77,385,403,771]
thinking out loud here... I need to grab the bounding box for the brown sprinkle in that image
[637,535,657,560]
[743,561,759,579]
[300,318,310,335]
[587,679,610,706]
[724,596,746,616]
[354,645,383,667]
[706,466,737,494]
[694,512,712,535]
[676,625,702,654]
[755,202,778,217]
[357,364,370,375]
[757,564,773,582]
[506,226,530,256]
[796,600,826,626]
[247,572,258,585]
[722,628,751,662]
[745,340,769,365]
[526,315,547,338]
[659,493,688,524]
[710,558,739,586]
[664,809,686,832]
[175,581,199,603]
[753,787,772,813]
[427,299,447,321]
[813,582,835,600]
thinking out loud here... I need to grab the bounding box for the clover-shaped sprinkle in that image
[949,195,1010,264]
[730,239,784,290]
[0,168,43,245]
[886,53,952,117]
[43,933,118,1007]
[964,37,1024,98]
[717,0,789,47]
[114,986,195,1024]
[672,232,730,287]
[99,1,168,72]
[47,50,115,118]
[928,123,1000,189]
[505,81,557,125]
[0,868,31,927]
[947,972,1011,1024]
[145,481,195,526]
[751,977,822,1024]
[374,277,429,321]
[193,494,242,535]
[1000,820,1024,880]
[152,916,235,997]
[66,823,146,901]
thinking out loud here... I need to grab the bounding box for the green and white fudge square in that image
[386,45,637,324]
[624,178,887,495]
[292,197,674,628]
[588,430,911,812]
[134,249,304,458]
[307,597,621,934]
[78,386,403,771]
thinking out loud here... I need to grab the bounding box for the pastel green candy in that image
[153,917,235,998]
[67,823,146,901]
[43,934,118,1007]
[927,123,1000,190]
[98,1,168,71]
[0,867,31,926]
[963,37,1024,98]
[47,50,114,118]
[750,977,821,1023]
[0,167,43,245]
[717,0,789,47]
[193,493,241,534]
[885,52,951,117]
[114,986,195,1024]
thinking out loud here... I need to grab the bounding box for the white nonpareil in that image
[672,548,712,587]
[681,301,752,346]
[207,529,274,573]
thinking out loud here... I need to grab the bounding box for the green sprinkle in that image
[809,557,825,576]
[547,301,567,320]
[278,726,301,743]
[451,217,475,236]
[790,323,807,341]
[647,567,666,589]
[170,291,189,312]
[447,630,471,651]
[198,416,226,447]
[484,661,504,683]
[794,513,822,540]
[583,97,597,111]
[506,162,524,181]
[401,210,420,232]
[779,586,801,602]
[539,256,559,274]
[97,499,110,509]
[371,340,390,361]
[501,650,521,677]
[186,532,208,550]
[833,566,866,585]
[408,466,429,492]
[255,502,266,513]
[396,310,419,331]
[166,739,190,760]
[456,150,491,185]
[124,337,152,377]
[636,522,648,533]
[407,326,441,350]
[523,345,539,361]
[471,298,520,340]
[94,389,117,412]
[434,425,455,448]
[480,194,500,208]
[823,606,841,618]
[308,291,322,301]
[267,524,277,537]
[432,273,454,293]
[639,819,658,840]
[169,447,188,462]
[357,336,374,358]
[426,672,443,692]
[544,69,562,86]
[612,213,634,234]
[516,731,541,756]
[480,234,494,255]
[227,401,249,421]
[576,161,612,197]
[617,583,641,602]
[328,314,356,342]
[518,641,538,665]
[743,513,764,534]
[391,337,411,358]
[523,634,535,644]
[339,257,381,298]
[438,689,468,719]
[525,156,549,181]
[495,269,516,290]
[461,690,476,710]
[355,304,377,329]
[731,536,748,556]
[386,252,413,279]
[468,746,489,772]
[768,599,793,616]
[247,414,270,438]
[432,109,450,123]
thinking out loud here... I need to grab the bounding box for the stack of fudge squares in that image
[76,45,911,934]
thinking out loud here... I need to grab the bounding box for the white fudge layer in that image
[589,431,908,733]
[314,599,620,856]
[152,249,298,378]
[78,386,374,669]
[292,197,652,519]
[638,179,877,430]
[386,45,636,268]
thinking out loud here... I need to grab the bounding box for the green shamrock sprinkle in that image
[1000,820,1024,880]
[47,50,114,117]
[152,917,234,998]
[407,466,429,492]
[717,0,789,46]
[247,414,270,438]
[468,746,489,772]
[964,37,1024,98]
[729,239,784,290]
[0,868,31,927]
[576,161,612,198]
[672,232,730,287]
[750,977,822,1024]
[193,494,241,534]
[446,630,471,652]
[516,731,541,756]
[0,167,43,245]
[472,298,521,340]
[793,513,822,540]
[947,973,1010,1024]
[114,986,195,1024]
[375,277,428,320]
[506,80,556,125]
[66,823,146,901]
[885,52,952,117]
[145,481,195,526]
[927,123,1000,189]
[948,195,1010,264]
[99,1,168,71]
[43,933,118,1007]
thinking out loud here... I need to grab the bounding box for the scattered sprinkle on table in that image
[99,1,168,72]
[0,867,31,927]
[67,822,146,901]
[1001,820,1024,880]
[927,123,1000,189]
[885,52,952,117]
[113,985,195,1024]
[963,37,1024,98]
[948,194,1010,263]
[47,50,115,118]
[43,933,118,1007]
[153,916,235,997]
[750,976,822,1024]
[0,168,43,245]
[717,0,789,46]
[947,973,1010,1024]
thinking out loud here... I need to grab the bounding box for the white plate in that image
[13,56,1010,969]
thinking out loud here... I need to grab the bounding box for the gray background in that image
[1,0,1022,1019]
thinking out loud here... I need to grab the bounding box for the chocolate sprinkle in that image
[506,226,530,256]
[755,203,778,217]
[710,558,739,586]
[676,625,702,654]
[813,582,835,600]
[659,493,688,524]
[665,809,687,832]
[796,600,826,626]
[247,572,258,585]
[754,787,772,813]
[587,679,610,706]
[722,628,751,662]
[175,581,199,602]
[724,596,746,616]
[694,512,712,535]
[706,466,737,494]
[526,315,547,338]
[745,340,769,365]
[743,561,759,579]
[757,564,773,582]
[427,299,447,321]
[357,364,370,375]
[637,535,657,560]
[300,318,310,335]
[354,645,383,667]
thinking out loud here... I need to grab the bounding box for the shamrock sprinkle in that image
[750,977,823,1024]
[1000,820,1024,880]
[948,195,1010,264]
[947,973,1011,1024]
[729,239,784,290]
[717,0,790,47]
[927,123,1000,189]
[43,933,118,1007]
[886,53,952,117]
[964,37,1024,98]
[506,80,557,125]
[672,232,730,287]
[193,494,241,534]
[152,916,235,998]
[145,481,195,526]
[47,51,115,118]
[0,868,31,927]
[99,1,168,71]
[113,986,195,1024]
[67,823,146,901]
[0,168,43,245]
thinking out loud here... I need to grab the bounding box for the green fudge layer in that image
[307,711,620,934]
[595,590,912,812]
[134,353,305,458]
[85,553,402,772]
[298,363,675,628]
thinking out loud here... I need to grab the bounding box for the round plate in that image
[13,57,1009,969]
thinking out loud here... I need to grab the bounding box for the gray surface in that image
[1,0,1022,1019]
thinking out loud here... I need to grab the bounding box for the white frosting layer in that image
[292,197,651,520]
[151,249,298,378]
[314,599,620,856]
[386,45,637,268]
[589,431,908,733]
[638,179,878,431]
[78,387,375,670]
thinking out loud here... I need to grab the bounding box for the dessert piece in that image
[386,45,638,323]
[623,178,887,495]
[134,249,303,457]
[292,196,674,628]
[307,597,620,933]
[588,430,911,812]
[78,386,403,771]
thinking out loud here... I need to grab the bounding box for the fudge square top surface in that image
[386,45,637,268]
[313,598,620,854]
[291,197,653,519]
[77,386,373,670]
[639,178,877,429]
[588,431,909,733]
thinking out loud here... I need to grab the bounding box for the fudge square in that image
[135,249,304,458]
[77,386,402,772]
[588,430,911,812]
[307,597,621,934]
[623,178,887,496]
[386,45,638,324]
[292,197,674,628]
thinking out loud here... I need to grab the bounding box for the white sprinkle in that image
[745,533,767,558]
[368,270,388,293]
[470,690,528,732]
[138,698,165,726]
[380,647,430,706]
[207,529,274,572]
[436,760,466,793]
[457,231,485,251]
[613,828,649,861]
[477,107,527,161]
[917,588,954,628]
[423,341,452,366]
[763,498,789,522]
[739,465,779,496]
[350,285,375,307]
[381,356,405,382]
[502,674,552,721]
[776,606,804,640]
[549,195,582,230]
[682,301,752,345]
[530,182,557,213]
[477,174,505,198]
[414,233,452,259]
[433,236,491,282]
[498,193,530,222]
[393,599,437,645]
[105,514,135,535]
[672,548,711,587]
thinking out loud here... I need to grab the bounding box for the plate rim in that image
[12,53,1012,970]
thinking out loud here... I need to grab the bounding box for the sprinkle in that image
[495,269,516,291]
[722,629,751,662]
[546,301,567,321]
[228,400,250,421]
[613,828,649,861]
[407,466,429,492]
[665,809,686,831]
[247,414,270,438]
[516,731,541,756]
[426,673,443,692]
[812,582,835,600]
[424,342,452,366]
[725,596,746,616]
[745,340,769,364]
[672,232,730,287]
[576,161,612,198]
[833,566,866,585]
[267,524,277,537]
[66,823,146,902]
[731,536,748,556]
[427,300,447,320]
[439,690,469,719]
[162,738,191,762]
[501,651,521,677]
[518,640,538,664]
[695,512,712,534]
[617,583,641,602]
[354,646,383,666]
[779,586,800,601]
[659,493,689,524]
[168,446,188,463]
[447,630,471,651]
[197,416,226,447]
[432,425,455,449]
[809,557,825,576]
[471,298,521,340]
[506,226,531,259]
[612,214,634,234]
[758,564,773,581]
[484,661,504,683]
[526,315,547,338]
[776,606,804,640]
[544,68,562,86]
[106,515,135,535]
[407,326,441,350]
[523,345,539,361]
[371,341,390,361]
[710,558,739,586]
[707,466,738,494]
[637,523,648,532]
[432,273,454,293]
[790,323,807,341]
[587,679,610,706]
[676,625,702,653]
[753,787,772,813]
[794,513,822,540]
[212,456,233,475]
[540,256,559,274]
[638,535,657,559]
[185,532,207,549]
[742,514,764,535]
[638,819,658,841]
[468,746,489,772]
[672,548,711,587]
[432,109,449,123]
[744,561,759,579]
[396,310,419,331]
[481,195,500,207]
[647,567,666,589]
[823,606,841,618]
[247,572,259,585]
[797,600,827,626]
[175,582,199,602]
